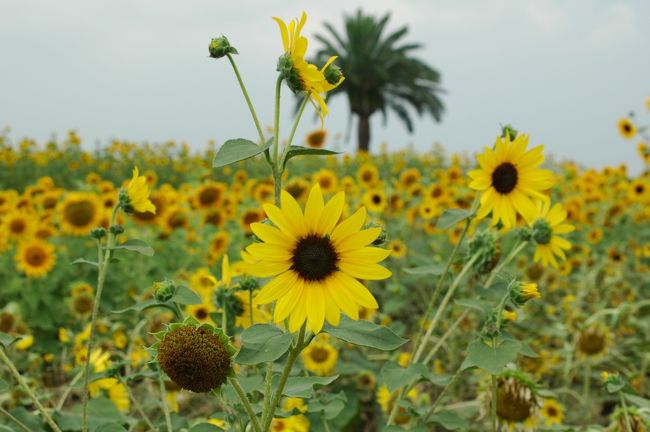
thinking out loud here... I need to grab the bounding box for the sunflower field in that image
[1,11,650,432]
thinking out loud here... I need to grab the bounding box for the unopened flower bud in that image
[90,227,107,240]
[324,63,343,85]
[511,282,541,306]
[109,225,124,235]
[501,124,518,140]
[532,219,552,245]
[208,36,238,59]
[154,280,177,303]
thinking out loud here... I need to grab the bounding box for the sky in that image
[1,0,649,173]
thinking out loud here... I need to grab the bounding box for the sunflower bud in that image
[239,276,259,292]
[365,223,388,246]
[501,124,518,140]
[468,230,500,274]
[109,225,124,235]
[324,63,343,85]
[153,280,176,303]
[208,36,238,59]
[511,282,541,307]
[532,219,552,245]
[90,227,107,240]
[277,54,303,93]
[151,319,235,393]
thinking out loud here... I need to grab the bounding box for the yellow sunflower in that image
[15,239,56,278]
[301,337,338,376]
[313,169,338,194]
[306,129,327,148]
[617,118,636,139]
[540,399,564,426]
[530,201,574,268]
[125,166,156,214]
[59,192,103,236]
[194,182,227,209]
[246,184,391,333]
[468,134,553,228]
[0,209,36,242]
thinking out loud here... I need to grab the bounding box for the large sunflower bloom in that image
[246,184,391,333]
[468,134,553,228]
[274,12,343,122]
[530,201,574,268]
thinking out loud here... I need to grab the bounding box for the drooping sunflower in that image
[468,134,554,228]
[530,201,574,268]
[617,118,636,139]
[246,184,391,333]
[15,239,56,278]
[59,192,103,236]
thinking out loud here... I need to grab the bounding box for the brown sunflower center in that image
[635,185,644,194]
[372,194,382,205]
[291,234,338,281]
[10,219,26,234]
[622,123,631,133]
[194,307,209,320]
[491,162,518,194]
[547,407,558,417]
[199,187,220,206]
[309,346,330,363]
[65,201,95,227]
[25,246,46,266]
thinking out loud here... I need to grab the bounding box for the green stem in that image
[0,406,32,432]
[249,288,255,326]
[279,95,310,167]
[583,359,591,422]
[321,413,332,432]
[229,377,262,432]
[261,325,306,430]
[484,240,528,288]
[158,367,173,432]
[423,310,468,365]
[261,362,273,424]
[272,75,283,170]
[82,205,119,432]
[620,391,633,432]
[226,53,265,144]
[119,376,157,432]
[0,348,62,432]
[491,374,498,432]
[221,290,228,335]
[56,369,83,410]
[421,371,461,424]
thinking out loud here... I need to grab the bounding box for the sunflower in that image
[15,239,56,277]
[301,337,338,376]
[123,166,156,214]
[468,134,553,228]
[363,189,387,213]
[357,163,379,188]
[313,169,338,194]
[240,209,265,235]
[540,399,564,426]
[306,129,327,148]
[628,179,650,203]
[530,201,574,268]
[246,184,391,333]
[388,240,407,258]
[586,227,603,245]
[194,182,227,209]
[186,302,217,325]
[399,168,421,189]
[59,192,102,236]
[617,118,636,139]
[0,209,36,242]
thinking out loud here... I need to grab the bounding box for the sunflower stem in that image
[420,370,460,424]
[230,376,262,432]
[261,325,306,430]
[279,94,310,168]
[0,347,62,432]
[582,359,591,422]
[423,309,468,365]
[321,413,332,432]
[620,391,633,432]
[81,204,119,432]
[56,369,83,410]
[484,240,528,288]
[261,362,273,424]
[0,406,32,432]
[272,75,283,172]
[221,292,228,335]
[157,366,173,432]
[118,376,157,432]
[226,53,266,145]
[491,373,498,432]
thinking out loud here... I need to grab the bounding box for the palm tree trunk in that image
[357,114,370,153]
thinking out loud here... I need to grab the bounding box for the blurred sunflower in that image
[1,209,36,242]
[194,182,227,209]
[617,118,636,139]
[246,184,391,333]
[540,399,564,426]
[468,134,553,228]
[313,169,338,194]
[59,192,102,236]
[15,239,56,277]
[530,201,574,268]
[301,336,338,376]
[628,179,649,203]
[306,129,327,148]
[357,163,379,188]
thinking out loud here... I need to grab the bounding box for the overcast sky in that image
[1,0,649,173]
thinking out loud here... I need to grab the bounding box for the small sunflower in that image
[577,325,611,358]
[530,201,574,268]
[122,166,156,214]
[388,240,407,258]
[1,209,36,242]
[540,399,564,427]
[301,336,338,376]
[357,163,379,187]
[59,192,103,236]
[313,169,338,194]
[194,182,227,209]
[617,118,637,139]
[306,129,327,148]
[628,179,650,203]
[468,133,553,228]
[246,184,391,333]
[363,189,387,213]
[15,239,56,278]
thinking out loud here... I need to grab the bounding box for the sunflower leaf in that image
[71,257,99,267]
[188,424,224,432]
[427,411,469,430]
[462,337,520,375]
[282,145,339,169]
[381,361,428,392]
[402,264,445,275]
[322,316,408,351]
[171,285,201,305]
[278,375,339,398]
[0,331,19,348]
[436,208,473,229]
[110,239,154,256]
[235,324,293,365]
[213,138,272,168]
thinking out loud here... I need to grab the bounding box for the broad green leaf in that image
[307,391,347,420]
[462,338,520,375]
[625,393,650,409]
[517,342,539,358]
[280,375,339,398]
[7,408,46,432]
[381,361,427,392]
[54,397,124,431]
[402,264,445,275]
[171,285,201,305]
[94,424,128,432]
[235,324,292,365]
[436,208,473,229]
[428,411,469,430]
[282,145,339,169]
[213,138,271,168]
[0,331,18,348]
[71,257,99,267]
[323,316,407,351]
[111,239,154,256]
[188,424,224,432]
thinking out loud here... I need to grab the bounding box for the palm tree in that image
[314,10,445,153]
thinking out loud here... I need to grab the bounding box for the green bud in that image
[277,54,303,93]
[154,280,177,303]
[239,276,259,292]
[468,230,500,274]
[90,227,107,240]
[109,225,124,235]
[364,222,388,246]
[118,189,134,215]
[208,36,237,59]
[532,219,552,245]
[501,124,518,140]
[324,63,343,85]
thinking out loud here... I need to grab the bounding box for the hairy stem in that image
[229,377,262,432]
[226,53,265,144]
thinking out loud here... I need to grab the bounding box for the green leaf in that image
[0,331,18,348]
[6,408,46,432]
[235,324,292,365]
[322,316,407,351]
[111,239,154,256]
[282,146,339,169]
[462,338,520,375]
[94,424,128,432]
[171,285,201,305]
[213,138,271,168]
[54,397,125,431]
[188,424,224,432]
[428,411,469,430]
[381,362,427,392]
[0,378,8,392]
[402,264,445,276]
[625,393,650,409]
[307,391,347,420]
[455,298,492,315]
[281,375,339,398]
[517,342,539,358]
[111,299,158,314]
[71,257,99,267]
[436,208,473,229]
